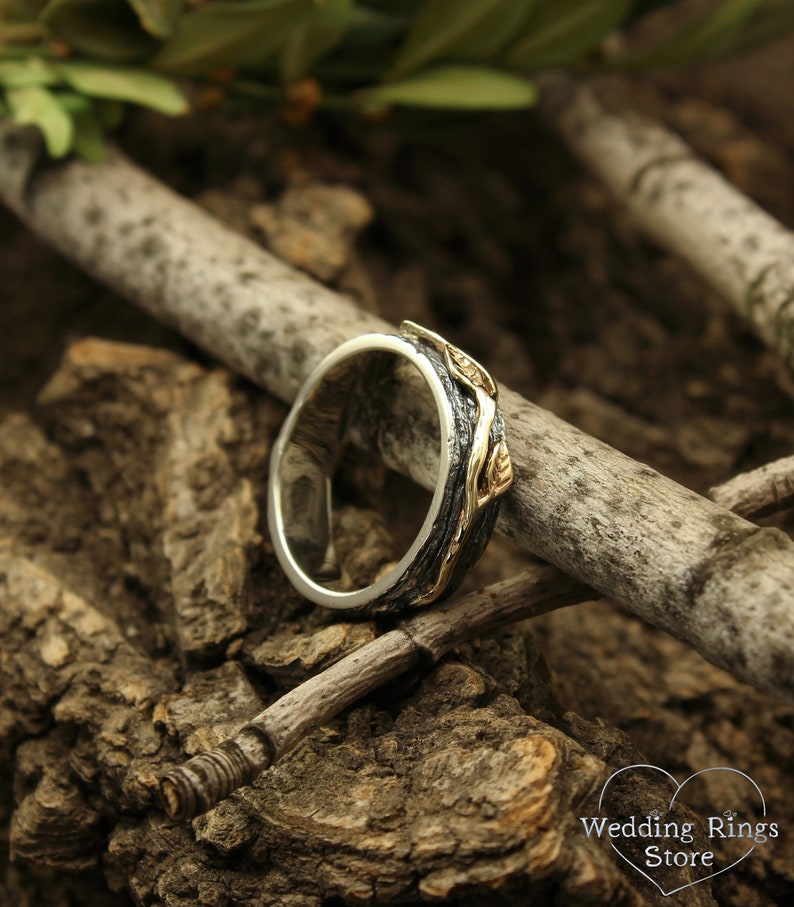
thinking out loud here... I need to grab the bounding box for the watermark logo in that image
[579,765,778,896]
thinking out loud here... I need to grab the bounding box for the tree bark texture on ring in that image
[1,120,793,701]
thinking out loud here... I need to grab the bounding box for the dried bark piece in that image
[10,731,102,870]
[0,553,178,819]
[36,337,279,657]
[156,661,264,755]
[245,620,378,686]
[250,182,374,282]
[157,382,259,655]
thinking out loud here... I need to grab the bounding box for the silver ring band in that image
[267,321,513,613]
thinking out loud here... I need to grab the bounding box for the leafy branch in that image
[1,0,793,159]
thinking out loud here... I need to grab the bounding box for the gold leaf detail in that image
[480,439,513,505]
[400,320,446,354]
[446,345,496,397]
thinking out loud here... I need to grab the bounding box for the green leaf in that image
[0,0,49,22]
[95,98,125,129]
[280,0,352,84]
[6,84,74,156]
[613,0,764,69]
[355,0,423,13]
[53,60,189,115]
[356,65,537,111]
[51,89,91,114]
[442,0,535,60]
[150,0,314,75]
[315,5,405,83]
[0,57,59,88]
[390,0,534,77]
[623,1,675,25]
[342,5,405,47]
[40,0,159,62]
[504,0,633,70]
[72,108,107,162]
[734,0,794,52]
[129,0,185,39]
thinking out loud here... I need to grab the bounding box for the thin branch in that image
[159,565,590,819]
[2,121,794,701]
[538,74,794,373]
[710,454,794,520]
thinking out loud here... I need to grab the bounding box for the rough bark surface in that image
[1,125,794,699]
[709,454,794,519]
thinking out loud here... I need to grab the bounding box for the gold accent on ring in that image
[400,321,513,604]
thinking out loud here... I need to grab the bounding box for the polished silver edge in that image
[267,332,454,610]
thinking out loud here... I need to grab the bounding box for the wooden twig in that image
[1,122,794,701]
[539,74,794,372]
[710,454,794,520]
[159,565,590,819]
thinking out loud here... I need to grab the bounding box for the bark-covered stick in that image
[709,454,794,520]
[160,565,589,819]
[539,74,794,371]
[2,123,794,700]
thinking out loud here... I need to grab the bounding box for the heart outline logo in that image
[597,764,766,897]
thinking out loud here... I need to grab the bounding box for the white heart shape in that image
[597,763,766,897]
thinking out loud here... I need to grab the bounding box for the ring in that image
[267,321,513,613]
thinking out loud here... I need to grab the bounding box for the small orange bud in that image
[280,78,323,126]
[198,86,226,108]
[361,104,392,123]
[212,67,238,84]
[49,39,72,59]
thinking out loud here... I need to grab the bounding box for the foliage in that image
[1,0,793,159]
